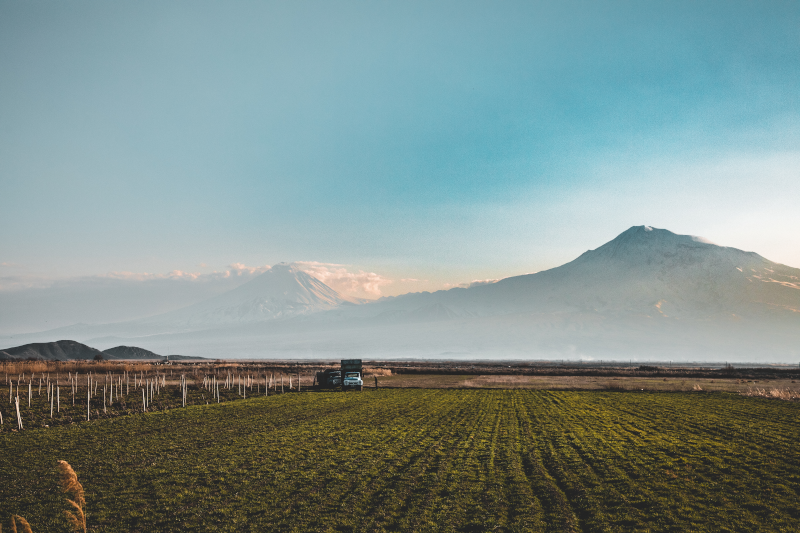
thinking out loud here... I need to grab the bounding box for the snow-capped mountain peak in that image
[139,262,351,328]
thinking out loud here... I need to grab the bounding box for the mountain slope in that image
[337,225,800,321]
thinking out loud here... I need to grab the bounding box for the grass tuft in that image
[10,515,32,533]
[741,387,800,401]
[57,461,86,533]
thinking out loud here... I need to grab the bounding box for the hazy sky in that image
[2,1,799,310]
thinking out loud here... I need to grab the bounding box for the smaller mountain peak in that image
[265,262,306,277]
[617,225,712,244]
[621,225,661,235]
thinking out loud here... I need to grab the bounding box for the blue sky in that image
[1,0,799,306]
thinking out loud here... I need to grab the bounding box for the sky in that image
[1,0,799,332]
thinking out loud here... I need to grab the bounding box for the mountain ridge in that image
[4,226,799,361]
[0,340,109,361]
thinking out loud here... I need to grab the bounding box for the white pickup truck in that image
[342,371,363,390]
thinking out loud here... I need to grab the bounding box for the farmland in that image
[1,389,799,532]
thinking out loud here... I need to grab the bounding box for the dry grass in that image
[462,375,535,388]
[379,373,800,393]
[1,360,159,376]
[10,515,33,533]
[363,367,392,377]
[740,387,800,401]
[57,461,86,533]
[3,462,86,532]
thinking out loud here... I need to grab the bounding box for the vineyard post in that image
[57,386,60,412]
[15,396,22,430]
[281,374,284,393]
[87,388,90,421]
[375,376,378,389]
[51,390,54,418]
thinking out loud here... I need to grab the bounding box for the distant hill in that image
[0,340,200,361]
[102,345,161,359]
[0,340,106,361]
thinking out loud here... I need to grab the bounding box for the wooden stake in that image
[15,396,22,430]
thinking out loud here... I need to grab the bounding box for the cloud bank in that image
[292,262,393,298]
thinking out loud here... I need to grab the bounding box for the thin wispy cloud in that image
[0,263,273,292]
[444,279,500,289]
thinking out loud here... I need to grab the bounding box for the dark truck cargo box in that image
[315,369,341,388]
[341,359,362,374]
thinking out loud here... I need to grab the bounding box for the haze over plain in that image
[1,2,798,358]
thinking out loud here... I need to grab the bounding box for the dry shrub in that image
[364,367,392,377]
[693,384,703,391]
[57,461,86,533]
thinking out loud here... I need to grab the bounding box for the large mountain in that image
[4,227,799,361]
[340,225,800,321]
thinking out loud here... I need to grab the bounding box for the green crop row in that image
[0,390,798,532]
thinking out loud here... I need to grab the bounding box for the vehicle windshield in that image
[345,372,359,378]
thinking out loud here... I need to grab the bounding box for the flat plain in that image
[1,388,799,532]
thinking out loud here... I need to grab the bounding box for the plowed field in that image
[1,390,798,532]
